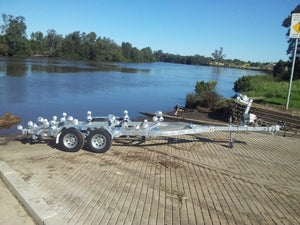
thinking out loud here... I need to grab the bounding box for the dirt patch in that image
[110,151,122,156]
[121,152,152,163]
[119,150,184,169]
[160,186,188,208]
[27,155,55,162]
[58,155,80,164]
[158,159,183,169]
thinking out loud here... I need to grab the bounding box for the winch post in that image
[229,116,234,148]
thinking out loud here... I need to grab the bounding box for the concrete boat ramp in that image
[0,131,299,225]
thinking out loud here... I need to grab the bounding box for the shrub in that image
[186,80,221,109]
[233,75,274,93]
[233,76,252,93]
[198,91,221,109]
[273,60,290,81]
[212,99,237,121]
[185,94,202,109]
[195,80,217,95]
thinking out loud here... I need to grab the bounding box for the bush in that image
[185,92,221,109]
[212,99,237,121]
[233,75,274,93]
[273,60,290,81]
[185,94,202,109]
[233,76,252,93]
[273,59,300,81]
[198,91,221,109]
[195,80,217,95]
[186,80,221,109]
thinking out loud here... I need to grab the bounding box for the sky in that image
[0,0,299,62]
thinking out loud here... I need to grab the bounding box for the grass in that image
[186,76,300,111]
[245,77,300,109]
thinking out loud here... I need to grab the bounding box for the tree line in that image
[1,10,299,76]
[0,13,213,65]
[0,13,155,62]
[0,13,268,67]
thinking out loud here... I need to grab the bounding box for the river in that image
[0,57,264,134]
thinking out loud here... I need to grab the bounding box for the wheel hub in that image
[91,134,106,149]
[63,133,78,148]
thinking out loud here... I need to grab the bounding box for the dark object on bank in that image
[0,112,21,129]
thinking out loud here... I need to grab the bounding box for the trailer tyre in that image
[88,129,112,153]
[59,128,84,152]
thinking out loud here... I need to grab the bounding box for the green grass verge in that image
[244,77,300,109]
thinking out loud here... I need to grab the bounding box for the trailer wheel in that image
[59,128,84,152]
[87,129,112,153]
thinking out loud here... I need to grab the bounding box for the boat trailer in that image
[18,94,281,153]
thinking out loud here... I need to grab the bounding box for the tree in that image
[81,32,97,60]
[153,50,211,65]
[211,47,225,64]
[0,34,7,55]
[0,13,30,56]
[30,31,44,55]
[96,37,124,61]
[121,42,132,60]
[141,47,156,62]
[131,47,143,62]
[62,31,81,58]
[45,29,63,57]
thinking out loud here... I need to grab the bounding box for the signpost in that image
[289,13,300,38]
[286,13,300,110]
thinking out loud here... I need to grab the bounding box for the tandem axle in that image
[18,95,281,153]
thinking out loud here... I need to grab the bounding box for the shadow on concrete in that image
[17,133,247,154]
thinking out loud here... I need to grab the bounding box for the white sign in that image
[290,13,300,38]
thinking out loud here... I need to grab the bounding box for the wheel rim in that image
[63,133,78,149]
[91,134,106,150]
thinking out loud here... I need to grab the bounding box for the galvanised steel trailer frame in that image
[18,95,281,153]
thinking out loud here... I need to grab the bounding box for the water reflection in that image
[30,64,98,73]
[0,57,151,75]
[89,63,150,74]
[212,66,222,81]
[6,63,28,76]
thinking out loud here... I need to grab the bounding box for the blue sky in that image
[0,0,298,62]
